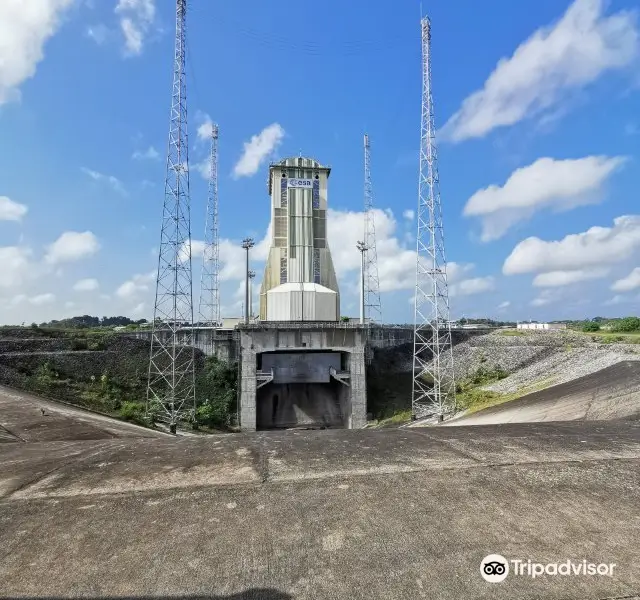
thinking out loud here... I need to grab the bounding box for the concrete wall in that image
[238,324,368,432]
[129,328,238,363]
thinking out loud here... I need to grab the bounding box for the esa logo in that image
[481,554,509,582]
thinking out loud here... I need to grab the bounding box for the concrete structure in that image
[260,157,340,322]
[2,385,639,600]
[517,322,567,330]
[238,322,367,431]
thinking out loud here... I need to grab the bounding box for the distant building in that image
[516,322,567,331]
[259,157,340,322]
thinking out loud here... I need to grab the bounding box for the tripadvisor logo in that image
[481,555,616,582]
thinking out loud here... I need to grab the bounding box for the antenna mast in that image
[199,123,221,326]
[363,133,382,323]
[412,16,456,420]
[147,0,196,433]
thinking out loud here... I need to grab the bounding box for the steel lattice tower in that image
[411,16,456,420]
[146,0,195,433]
[199,123,221,326]
[363,133,382,324]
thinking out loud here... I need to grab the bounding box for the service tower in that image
[259,156,340,321]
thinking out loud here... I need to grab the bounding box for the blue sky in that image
[1,0,639,325]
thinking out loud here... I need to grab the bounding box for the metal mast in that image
[363,133,382,323]
[199,123,221,326]
[411,16,455,420]
[147,0,195,433]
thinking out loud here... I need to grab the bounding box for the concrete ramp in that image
[450,360,640,426]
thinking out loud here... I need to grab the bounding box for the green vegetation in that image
[195,357,238,430]
[497,329,527,337]
[0,326,239,433]
[455,365,508,411]
[568,316,640,335]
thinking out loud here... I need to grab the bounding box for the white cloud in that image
[441,0,640,142]
[115,0,156,56]
[531,296,553,308]
[45,231,100,264]
[504,216,640,275]
[178,239,206,263]
[86,24,108,45]
[196,113,214,141]
[0,196,28,221]
[604,294,629,305]
[464,156,626,241]
[0,246,33,289]
[532,268,609,287]
[233,123,285,178]
[132,146,159,160]
[29,293,55,306]
[130,301,146,317]
[497,301,511,309]
[611,267,640,292]
[192,158,211,180]
[115,271,155,299]
[73,278,99,292]
[402,209,415,221]
[0,0,75,106]
[325,208,489,295]
[81,167,127,196]
[450,276,495,297]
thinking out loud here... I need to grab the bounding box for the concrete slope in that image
[0,384,169,442]
[1,378,639,600]
[450,360,640,427]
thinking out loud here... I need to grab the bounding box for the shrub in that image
[610,317,640,333]
[195,357,238,429]
[119,401,147,426]
[582,321,600,332]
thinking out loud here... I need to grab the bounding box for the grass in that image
[367,409,413,428]
[497,329,527,337]
[456,376,558,415]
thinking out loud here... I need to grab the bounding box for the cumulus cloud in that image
[73,278,99,292]
[115,271,155,299]
[0,196,28,221]
[178,239,206,264]
[504,216,640,276]
[532,268,610,287]
[604,294,629,305]
[611,267,640,292]
[450,276,495,297]
[0,0,75,105]
[0,246,33,289]
[402,209,415,221]
[464,156,626,241]
[29,293,55,306]
[441,0,639,142]
[45,231,100,264]
[233,123,285,178]
[132,146,159,160]
[531,292,555,307]
[81,167,127,196]
[115,0,156,56]
[196,112,215,141]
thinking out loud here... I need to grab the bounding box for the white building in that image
[516,322,567,330]
[259,157,340,321]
